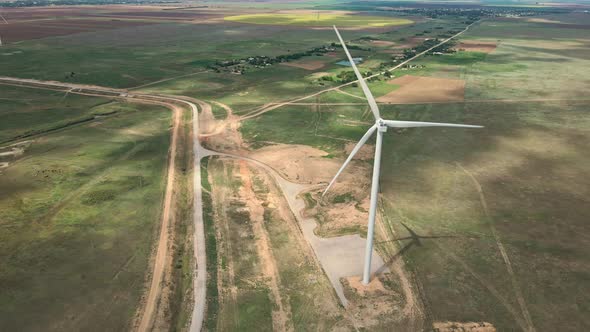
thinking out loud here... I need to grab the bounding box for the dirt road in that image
[0,77,208,332]
[136,102,181,332]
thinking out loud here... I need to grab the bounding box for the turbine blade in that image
[322,124,378,197]
[382,120,483,129]
[333,26,380,120]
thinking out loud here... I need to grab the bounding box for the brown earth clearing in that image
[456,40,497,53]
[378,75,465,104]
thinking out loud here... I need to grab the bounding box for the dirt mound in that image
[341,275,413,328]
[345,276,388,296]
[379,75,465,104]
[433,321,496,332]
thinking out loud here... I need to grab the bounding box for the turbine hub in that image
[377,119,388,132]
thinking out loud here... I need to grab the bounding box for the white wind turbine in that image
[324,26,483,285]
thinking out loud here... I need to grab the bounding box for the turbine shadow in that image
[374,223,472,277]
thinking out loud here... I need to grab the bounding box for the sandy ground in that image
[378,75,465,104]
[456,40,497,53]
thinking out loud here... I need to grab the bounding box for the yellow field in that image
[224,13,413,27]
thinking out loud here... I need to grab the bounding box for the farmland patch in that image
[378,75,465,104]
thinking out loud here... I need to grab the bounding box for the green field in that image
[2,4,589,331]
[224,13,413,27]
[0,87,172,331]
[238,14,590,331]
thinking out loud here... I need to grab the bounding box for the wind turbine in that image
[324,26,483,285]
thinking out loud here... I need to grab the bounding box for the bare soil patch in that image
[248,143,373,237]
[249,144,342,184]
[281,60,326,71]
[378,75,465,104]
[371,40,396,47]
[345,275,388,297]
[456,40,497,53]
[341,275,410,328]
[526,18,564,24]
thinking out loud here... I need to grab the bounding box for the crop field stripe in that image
[224,13,413,28]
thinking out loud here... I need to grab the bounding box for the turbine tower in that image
[325,26,483,285]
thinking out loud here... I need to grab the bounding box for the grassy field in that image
[224,13,413,27]
[238,13,590,331]
[241,103,370,153]
[3,5,589,330]
[377,99,589,331]
[0,20,372,89]
[0,86,122,143]
[0,87,172,331]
